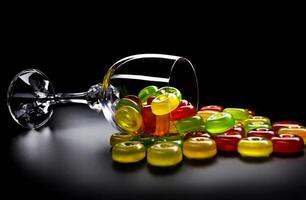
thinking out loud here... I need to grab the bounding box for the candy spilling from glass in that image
[111,85,305,167]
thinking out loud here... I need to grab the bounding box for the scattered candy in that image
[183,137,217,159]
[238,137,273,157]
[206,112,235,135]
[112,141,146,163]
[271,134,304,154]
[111,85,305,166]
[147,142,182,167]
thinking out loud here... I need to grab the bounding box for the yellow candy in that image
[115,106,142,133]
[112,141,145,163]
[151,93,180,115]
[278,127,306,144]
[183,137,217,159]
[169,120,178,133]
[196,110,219,122]
[110,132,134,147]
[243,116,271,126]
[238,137,273,157]
[147,142,182,167]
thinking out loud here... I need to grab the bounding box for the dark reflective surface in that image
[6,105,306,200]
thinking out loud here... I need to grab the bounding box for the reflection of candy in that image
[244,116,271,126]
[272,121,302,133]
[115,106,142,133]
[112,141,145,163]
[116,98,141,112]
[278,127,306,144]
[196,110,219,122]
[272,134,304,154]
[154,114,170,136]
[147,142,182,167]
[170,99,197,121]
[213,130,243,152]
[247,128,276,139]
[138,85,158,105]
[151,93,180,115]
[156,86,182,102]
[175,116,205,134]
[142,105,156,133]
[184,131,211,140]
[223,108,249,121]
[206,112,235,135]
[200,105,224,112]
[238,137,273,157]
[245,122,272,133]
[110,132,134,147]
[183,137,217,159]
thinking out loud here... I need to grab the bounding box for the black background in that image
[1,5,305,200]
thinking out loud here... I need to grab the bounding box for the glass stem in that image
[55,92,88,104]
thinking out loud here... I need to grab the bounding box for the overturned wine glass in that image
[7,54,199,130]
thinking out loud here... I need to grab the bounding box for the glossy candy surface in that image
[278,128,306,144]
[146,96,156,105]
[112,141,145,163]
[154,114,170,136]
[138,85,158,105]
[115,106,142,133]
[115,98,141,112]
[183,137,217,159]
[175,116,205,134]
[244,122,272,134]
[271,134,304,154]
[205,112,235,135]
[196,110,219,122]
[110,132,134,147]
[142,105,156,133]
[244,116,271,126]
[184,131,211,140]
[238,137,273,157]
[272,121,302,133]
[200,105,224,112]
[169,121,177,133]
[151,93,180,115]
[213,130,243,152]
[247,128,276,139]
[147,142,182,167]
[223,108,249,121]
[156,86,182,102]
[124,95,142,108]
[170,99,197,121]
[157,133,184,147]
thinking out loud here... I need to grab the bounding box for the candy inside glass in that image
[7,54,199,130]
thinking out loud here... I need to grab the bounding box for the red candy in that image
[271,134,304,154]
[170,100,197,121]
[272,121,302,133]
[248,128,276,139]
[142,105,156,133]
[146,96,156,105]
[213,129,244,152]
[184,131,211,140]
[200,105,224,112]
[125,95,142,108]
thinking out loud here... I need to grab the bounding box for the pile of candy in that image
[111,85,306,167]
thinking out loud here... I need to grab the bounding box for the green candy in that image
[115,98,141,112]
[175,116,205,134]
[138,85,159,105]
[156,86,182,102]
[206,112,235,135]
[223,108,249,121]
[245,122,272,134]
[132,134,157,148]
[157,133,184,147]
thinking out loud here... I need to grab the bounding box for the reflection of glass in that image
[7,54,199,129]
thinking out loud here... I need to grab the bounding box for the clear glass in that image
[7,54,199,130]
